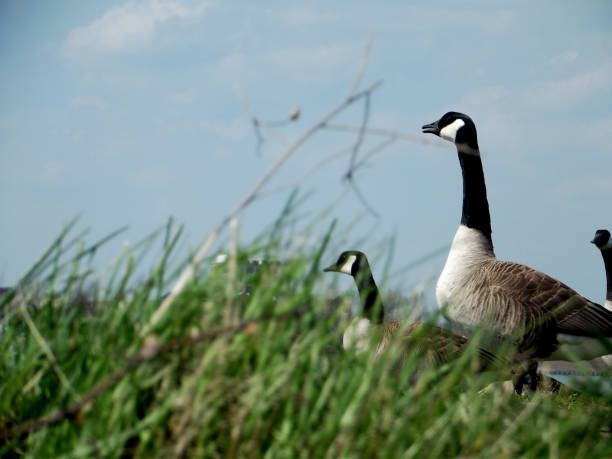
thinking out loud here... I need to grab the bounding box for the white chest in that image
[436,225,494,318]
[342,318,371,353]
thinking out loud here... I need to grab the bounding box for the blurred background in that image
[1,0,611,308]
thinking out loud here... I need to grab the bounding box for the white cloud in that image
[64,0,212,56]
[523,62,612,111]
[446,60,612,155]
[546,50,579,67]
[405,6,516,36]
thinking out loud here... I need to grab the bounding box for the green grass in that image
[1,212,611,458]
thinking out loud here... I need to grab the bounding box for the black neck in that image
[601,249,612,303]
[354,269,384,325]
[457,148,492,244]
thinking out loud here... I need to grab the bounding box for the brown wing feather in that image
[466,260,612,356]
[374,320,497,370]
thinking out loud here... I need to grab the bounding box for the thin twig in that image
[345,92,371,180]
[322,123,440,146]
[258,146,352,197]
[19,298,75,395]
[349,34,375,97]
[249,107,300,155]
[347,178,379,218]
[259,136,397,198]
[141,80,383,337]
[351,136,397,173]
[2,309,304,440]
[252,119,266,156]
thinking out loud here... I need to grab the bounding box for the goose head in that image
[422,111,479,152]
[591,229,612,250]
[323,250,368,277]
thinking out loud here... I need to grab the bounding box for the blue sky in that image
[1,1,611,307]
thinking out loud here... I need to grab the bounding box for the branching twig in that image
[2,309,305,440]
[258,147,353,197]
[252,119,265,156]
[246,103,291,157]
[351,136,396,174]
[259,136,397,199]
[141,80,383,337]
[347,178,379,218]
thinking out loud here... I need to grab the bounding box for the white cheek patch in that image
[602,238,612,250]
[439,119,465,143]
[340,255,357,274]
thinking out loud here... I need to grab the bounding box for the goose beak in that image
[422,120,440,135]
[323,264,338,273]
[590,238,596,245]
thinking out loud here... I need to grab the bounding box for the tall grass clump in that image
[1,206,611,458]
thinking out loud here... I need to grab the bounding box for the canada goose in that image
[323,250,498,371]
[591,229,612,311]
[421,112,612,371]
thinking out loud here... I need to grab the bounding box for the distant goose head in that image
[323,250,368,277]
[591,229,612,250]
[324,250,383,325]
[422,111,479,153]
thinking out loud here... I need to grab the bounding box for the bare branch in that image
[349,34,375,97]
[347,178,380,218]
[258,146,353,197]
[142,80,383,336]
[352,136,397,172]
[322,123,440,146]
[259,136,396,198]
[249,107,301,155]
[252,119,265,156]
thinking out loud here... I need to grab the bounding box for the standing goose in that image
[421,112,612,369]
[591,229,612,311]
[323,250,498,371]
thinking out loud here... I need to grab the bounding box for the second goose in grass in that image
[323,250,498,370]
[421,112,612,366]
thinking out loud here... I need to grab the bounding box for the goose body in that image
[422,112,612,363]
[324,250,498,370]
